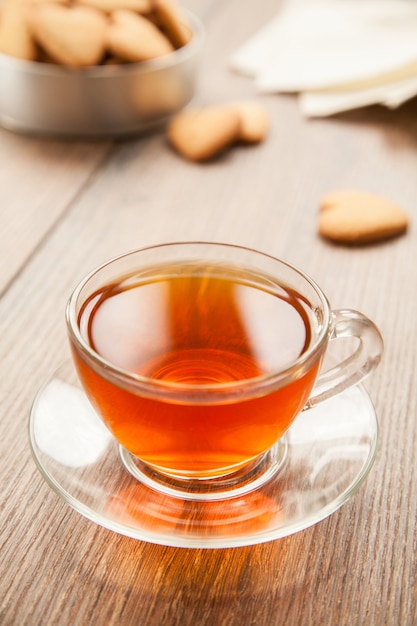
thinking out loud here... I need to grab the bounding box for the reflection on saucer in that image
[107,485,281,537]
[291,387,371,444]
[33,379,112,468]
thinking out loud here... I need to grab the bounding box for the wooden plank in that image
[0,130,112,294]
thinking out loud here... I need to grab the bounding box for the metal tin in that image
[0,11,204,138]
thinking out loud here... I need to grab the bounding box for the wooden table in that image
[1,0,417,623]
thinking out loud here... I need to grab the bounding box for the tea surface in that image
[80,266,312,383]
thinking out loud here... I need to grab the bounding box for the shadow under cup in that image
[66,243,381,494]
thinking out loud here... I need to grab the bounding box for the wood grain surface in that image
[1,0,417,624]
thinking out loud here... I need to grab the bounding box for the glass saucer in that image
[28,360,379,549]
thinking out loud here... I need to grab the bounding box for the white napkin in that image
[230,0,417,116]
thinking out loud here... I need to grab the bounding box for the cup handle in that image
[305,309,384,409]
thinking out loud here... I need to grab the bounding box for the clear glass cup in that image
[66,242,383,498]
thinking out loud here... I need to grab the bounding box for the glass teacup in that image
[66,242,383,496]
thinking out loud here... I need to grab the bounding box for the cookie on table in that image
[167,101,270,162]
[168,106,241,162]
[318,189,409,244]
[232,101,269,143]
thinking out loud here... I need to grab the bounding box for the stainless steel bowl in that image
[0,11,204,138]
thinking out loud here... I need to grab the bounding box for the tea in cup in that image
[66,242,383,488]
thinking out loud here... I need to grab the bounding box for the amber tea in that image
[71,262,322,477]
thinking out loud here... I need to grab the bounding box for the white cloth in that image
[230,0,417,116]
